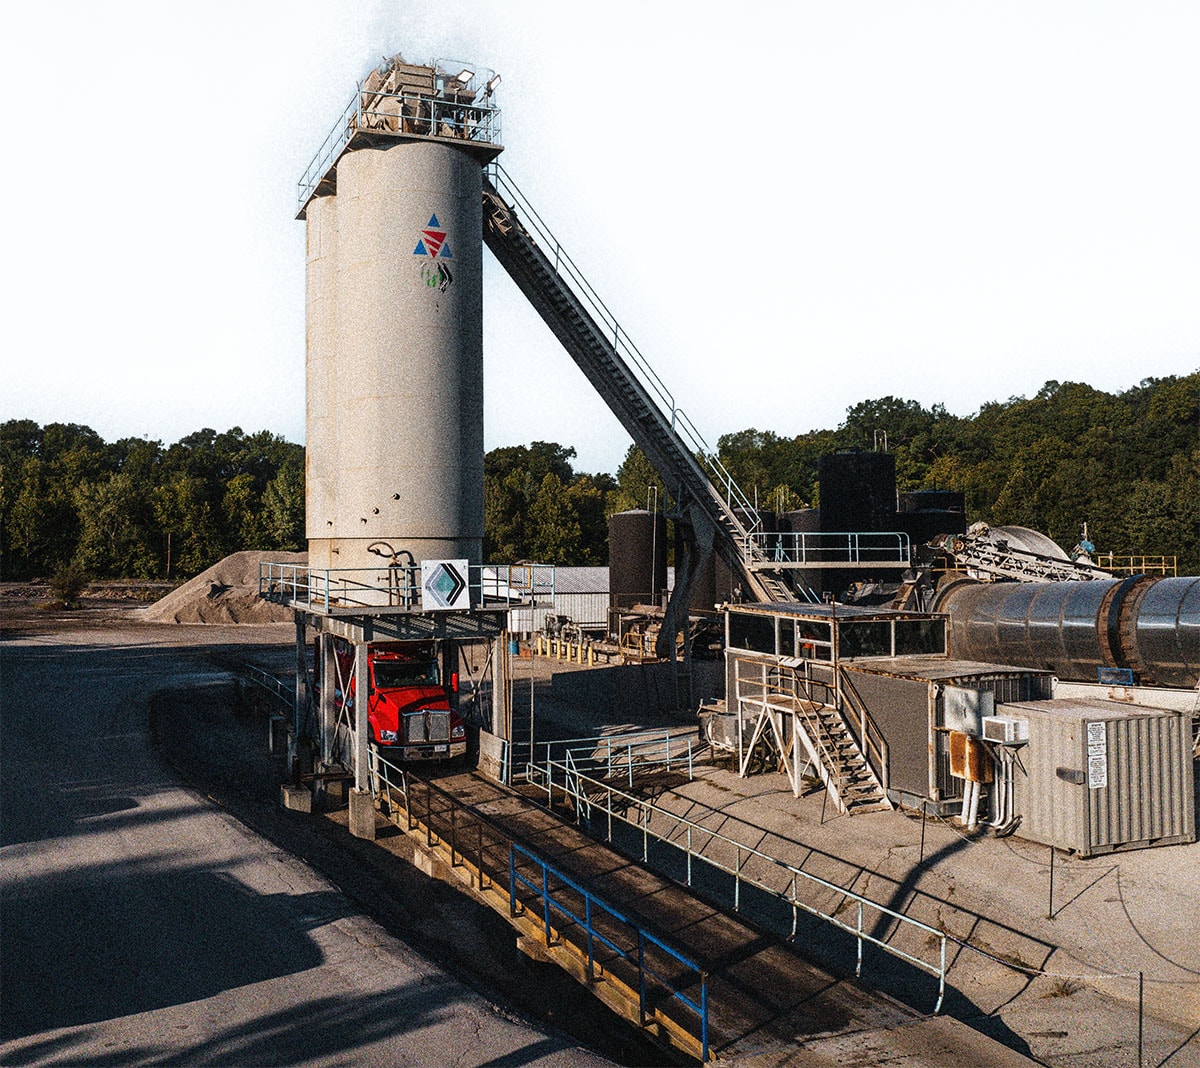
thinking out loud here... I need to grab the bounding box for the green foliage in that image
[4,372,1194,580]
[483,442,610,565]
[712,373,1198,573]
[0,421,305,581]
[73,472,159,579]
[262,460,306,550]
[48,559,89,608]
[609,445,661,514]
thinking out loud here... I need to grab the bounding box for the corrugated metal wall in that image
[1088,713,1195,851]
[933,672,1053,803]
[1003,701,1195,856]
[508,592,609,633]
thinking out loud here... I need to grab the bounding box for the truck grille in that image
[402,709,451,744]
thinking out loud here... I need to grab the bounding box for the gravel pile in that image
[142,550,306,624]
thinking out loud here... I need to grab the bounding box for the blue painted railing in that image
[509,842,709,1061]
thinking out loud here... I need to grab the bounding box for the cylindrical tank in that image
[783,508,823,597]
[305,194,339,546]
[609,509,668,607]
[895,490,966,545]
[935,575,1200,689]
[819,451,896,532]
[897,490,964,514]
[1130,576,1200,688]
[306,140,484,571]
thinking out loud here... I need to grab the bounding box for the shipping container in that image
[999,698,1195,856]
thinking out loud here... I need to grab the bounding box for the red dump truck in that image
[328,639,466,762]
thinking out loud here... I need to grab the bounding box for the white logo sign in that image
[421,559,470,611]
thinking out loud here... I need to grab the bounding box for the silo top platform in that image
[297,57,503,218]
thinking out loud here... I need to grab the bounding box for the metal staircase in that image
[795,698,890,815]
[734,660,890,814]
[481,165,808,609]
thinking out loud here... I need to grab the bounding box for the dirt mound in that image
[142,551,306,624]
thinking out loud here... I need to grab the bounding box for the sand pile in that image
[142,550,307,624]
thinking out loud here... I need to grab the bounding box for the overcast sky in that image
[2,2,1197,475]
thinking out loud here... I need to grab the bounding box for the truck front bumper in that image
[378,741,467,762]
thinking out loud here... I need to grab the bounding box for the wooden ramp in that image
[377,769,1034,1066]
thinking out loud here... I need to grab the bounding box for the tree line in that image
[714,373,1199,574]
[0,422,305,582]
[2,373,1195,583]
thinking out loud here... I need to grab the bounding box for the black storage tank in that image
[819,451,896,532]
[608,509,668,608]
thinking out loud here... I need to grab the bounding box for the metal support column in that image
[492,635,507,739]
[321,628,338,769]
[292,612,306,777]
[354,621,373,791]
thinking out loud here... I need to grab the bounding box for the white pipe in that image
[966,779,980,829]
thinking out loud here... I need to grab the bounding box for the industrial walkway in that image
[380,766,1034,1065]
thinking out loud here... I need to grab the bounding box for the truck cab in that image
[331,639,466,762]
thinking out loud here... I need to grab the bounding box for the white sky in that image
[2,2,1197,476]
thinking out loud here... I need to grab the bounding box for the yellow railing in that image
[1093,554,1177,576]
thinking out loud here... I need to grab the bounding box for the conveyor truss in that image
[481,164,812,622]
[939,529,1113,583]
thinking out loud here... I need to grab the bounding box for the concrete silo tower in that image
[300,58,503,574]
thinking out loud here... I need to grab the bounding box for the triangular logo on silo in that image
[413,214,452,259]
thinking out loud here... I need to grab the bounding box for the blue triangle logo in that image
[413,239,428,255]
[427,214,440,227]
[440,242,453,259]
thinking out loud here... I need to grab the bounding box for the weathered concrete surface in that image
[520,652,1200,1066]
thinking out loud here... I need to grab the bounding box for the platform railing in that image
[528,758,948,1013]
[510,842,709,1061]
[742,530,911,567]
[529,729,705,788]
[258,562,554,613]
[1093,553,1177,576]
[299,74,501,210]
[367,749,710,1059]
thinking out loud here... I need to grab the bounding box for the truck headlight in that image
[451,724,465,740]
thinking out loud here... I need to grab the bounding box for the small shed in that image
[999,698,1195,856]
[505,566,612,635]
[843,657,1052,811]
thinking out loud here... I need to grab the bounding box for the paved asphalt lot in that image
[0,609,613,1067]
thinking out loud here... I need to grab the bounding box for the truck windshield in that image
[373,660,439,689]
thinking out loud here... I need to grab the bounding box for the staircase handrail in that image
[484,163,762,539]
[738,665,850,802]
[775,668,858,799]
[836,667,891,796]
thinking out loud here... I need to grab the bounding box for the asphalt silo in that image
[783,508,823,598]
[819,451,896,533]
[303,59,501,574]
[896,490,966,545]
